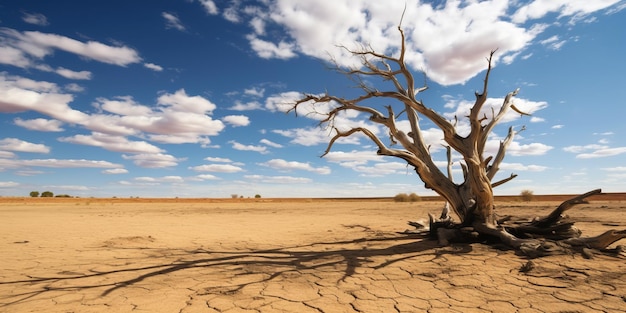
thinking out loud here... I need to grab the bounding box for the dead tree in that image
[289,26,626,257]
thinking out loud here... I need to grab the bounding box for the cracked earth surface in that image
[1,199,625,312]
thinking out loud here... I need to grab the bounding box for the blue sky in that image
[0,0,625,198]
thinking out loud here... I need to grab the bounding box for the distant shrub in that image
[520,190,534,202]
[55,194,71,198]
[394,193,409,202]
[41,191,54,197]
[231,194,238,199]
[394,192,421,202]
[29,191,39,197]
[255,194,261,198]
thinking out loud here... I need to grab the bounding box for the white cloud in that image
[162,12,186,31]
[205,157,233,163]
[0,73,89,123]
[324,150,385,164]
[576,147,626,159]
[259,159,331,175]
[229,140,268,154]
[135,175,184,183]
[230,100,263,111]
[0,138,50,153]
[0,181,19,188]
[103,168,128,174]
[0,28,141,67]
[55,67,92,80]
[260,139,283,148]
[507,142,553,156]
[563,142,626,159]
[196,174,220,180]
[563,144,608,153]
[512,0,621,24]
[22,12,49,26]
[243,174,312,184]
[229,1,621,86]
[64,83,84,92]
[222,115,251,127]
[157,88,216,114]
[499,162,548,172]
[14,118,64,132]
[246,35,297,59]
[190,164,244,173]
[551,124,564,129]
[244,87,265,97]
[198,0,218,15]
[59,132,163,154]
[122,153,181,168]
[602,166,626,172]
[144,63,164,71]
[0,158,122,169]
[94,96,152,116]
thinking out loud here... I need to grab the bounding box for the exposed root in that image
[407,189,626,258]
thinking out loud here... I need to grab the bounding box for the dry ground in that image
[1,197,625,313]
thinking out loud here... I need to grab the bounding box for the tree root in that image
[409,189,626,258]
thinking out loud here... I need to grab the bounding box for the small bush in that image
[520,189,534,202]
[254,194,261,198]
[394,192,421,202]
[394,193,409,202]
[29,191,39,197]
[41,191,54,197]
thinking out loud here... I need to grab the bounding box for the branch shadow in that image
[0,230,474,307]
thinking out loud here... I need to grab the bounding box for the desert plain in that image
[1,195,625,313]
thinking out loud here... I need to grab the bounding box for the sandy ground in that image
[1,198,625,313]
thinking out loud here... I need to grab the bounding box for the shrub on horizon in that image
[29,191,39,197]
[41,191,54,197]
[520,189,534,202]
[394,192,421,202]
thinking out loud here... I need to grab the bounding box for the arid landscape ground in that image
[1,195,625,313]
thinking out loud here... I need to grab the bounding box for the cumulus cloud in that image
[0,73,88,123]
[259,158,331,174]
[230,100,263,111]
[121,153,182,168]
[2,80,226,152]
[223,1,620,85]
[243,174,312,184]
[14,118,64,132]
[0,28,141,67]
[135,175,184,183]
[22,12,49,26]
[190,163,244,173]
[0,138,50,153]
[563,142,626,159]
[222,115,250,127]
[144,63,164,71]
[0,181,19,188]
[55,67,92,80]
[244,87,265,97]
[103,168,128,174]
[260,139,283,148]
[229,140,268,154]
[59,132,163,154]
[0,158,122,169]
[162,12,186,31]
[499,162,548,172]
[198,0,219,15]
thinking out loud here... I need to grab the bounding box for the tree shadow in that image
[0,230,474,307]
